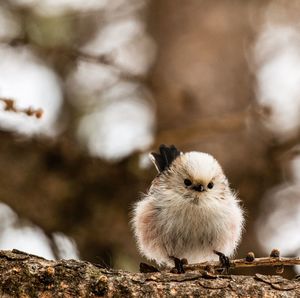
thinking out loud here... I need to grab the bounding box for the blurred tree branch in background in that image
[0,37,145,83]
[0,98,43,118]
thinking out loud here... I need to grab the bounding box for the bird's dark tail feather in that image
[150,144,181,172]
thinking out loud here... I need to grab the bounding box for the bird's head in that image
[150,145,229,203]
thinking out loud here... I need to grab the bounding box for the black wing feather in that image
[150,144,181,172]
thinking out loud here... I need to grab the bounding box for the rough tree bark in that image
[0,250,299,297]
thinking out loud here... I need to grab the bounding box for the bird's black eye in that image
[207,182,214,189]
[184,179,192,186]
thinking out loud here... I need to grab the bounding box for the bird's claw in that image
[170,256,186,274]
[213,250,230,274]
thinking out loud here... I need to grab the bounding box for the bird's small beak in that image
[192,184,205,192]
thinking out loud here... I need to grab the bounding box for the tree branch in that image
[0,250,299,297]
[0,98,43,118]
[185,256,300,272]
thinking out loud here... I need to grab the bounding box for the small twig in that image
[0,98,43,118]
[0,35,144,83]
[184,256,300,272]
[73,49,144,82]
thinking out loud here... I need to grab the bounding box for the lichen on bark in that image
[0,250,299,297]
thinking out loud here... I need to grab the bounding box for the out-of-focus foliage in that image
[0,0,299,276]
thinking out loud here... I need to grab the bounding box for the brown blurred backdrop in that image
[0,0,299,277]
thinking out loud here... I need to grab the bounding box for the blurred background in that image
[0,0,299,277]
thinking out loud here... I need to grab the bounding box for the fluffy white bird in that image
[132,145,244,273]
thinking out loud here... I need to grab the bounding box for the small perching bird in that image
[132,145,244,273]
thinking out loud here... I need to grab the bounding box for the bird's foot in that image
[213,250,231,274]
[139,262,160,273]
[170,256,187,274]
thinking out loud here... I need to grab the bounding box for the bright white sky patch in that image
[77,82,154,160]
[256,156,300,256]
[0,46,63,136]
[81,17,156,76]
[0,225,55,259]
[254,1,300,268]
[53,232,79,260]
[71,13,156,161]
[66,61,119,108]
[0,203,55,259]
[254,25,300,138]
[0,203,79,260]
[114,34,156,76]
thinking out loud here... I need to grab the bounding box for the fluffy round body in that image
[132,151,244,266]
